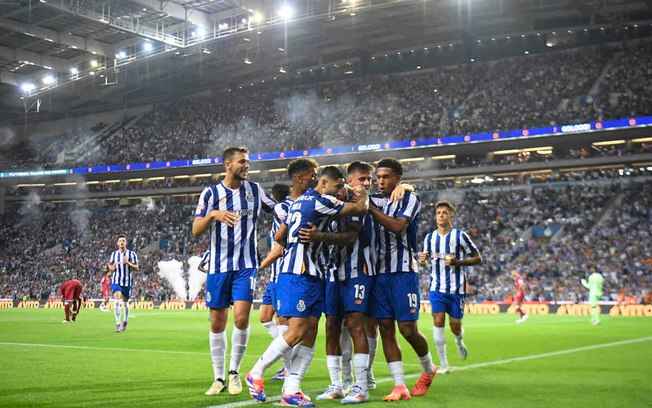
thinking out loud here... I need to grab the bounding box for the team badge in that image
[277,300,281,310]
[246,192,255,203]
[206,291,211,303]
[296,300,306,312]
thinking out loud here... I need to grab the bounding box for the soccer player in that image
[419,200,482,374]
[304,160,406,403]
[99,267,111,312]
[193,146,276,397]
[107,235,139,332]
[60,279,83,323]
[511,270,528,323]
[260,182,291,380]
[245,166,369,407]
[258,159,319,387]
[581,267,604,325]
[368,158,435,401]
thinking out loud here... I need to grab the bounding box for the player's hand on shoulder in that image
[389,184,406,203]
[210,210,239,227]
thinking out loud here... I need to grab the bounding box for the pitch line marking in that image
[204,335,652,408]
[0,341,419,367]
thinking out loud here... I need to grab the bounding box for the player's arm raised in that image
[299,221,361,246]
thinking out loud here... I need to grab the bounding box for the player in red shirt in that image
[60,279,83,323]
[100,268,111,312]
[511,270,528,323]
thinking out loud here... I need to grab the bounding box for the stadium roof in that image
[1,0,651,122]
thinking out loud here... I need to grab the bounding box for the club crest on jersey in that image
[246,192,255,203]
[296,300,306,312]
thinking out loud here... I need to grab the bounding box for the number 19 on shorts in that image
[407,293,418,308]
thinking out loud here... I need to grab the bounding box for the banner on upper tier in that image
[2,115,652,178]
[2,299,651,316]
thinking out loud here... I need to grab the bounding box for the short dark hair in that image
[320,165,346,181]
[271,183,291,202]
[287,158,319,178]
[435,200,457,214]
[346,161,374,175]
[376,158,403,176]
[222,146,248,162]
[116,234,126,241]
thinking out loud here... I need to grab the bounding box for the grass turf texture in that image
[0,309,650,408]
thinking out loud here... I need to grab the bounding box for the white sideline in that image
[204,335,652,408]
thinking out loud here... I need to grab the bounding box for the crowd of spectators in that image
[3,38,652,171]
[428,182,652,304]
[1,177,650,304]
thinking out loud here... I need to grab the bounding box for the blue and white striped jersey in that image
[269,198,292,283]
[194,180,276,273]
[199,250,210,271]
[371,191,421,274]
[108,249,138,287]
[326,214,376,282]
[280,188,344,279]
[423,228,479,295]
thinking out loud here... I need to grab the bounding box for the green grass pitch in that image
[0,309,650,407]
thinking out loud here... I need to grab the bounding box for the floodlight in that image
[278,4,293,20]
[42,75,55,85]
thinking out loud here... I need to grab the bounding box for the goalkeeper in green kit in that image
[581,267,604,325]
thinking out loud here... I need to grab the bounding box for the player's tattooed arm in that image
[299,222,361,246]
[339,185,369,216]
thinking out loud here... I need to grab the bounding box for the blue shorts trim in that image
[276,273,323,319]
[429,291,465,319]
[370,272,420,321]
[205,268,257,309]
[325,275,373,318]
[111,284,131,299]
[262,281,278,311]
